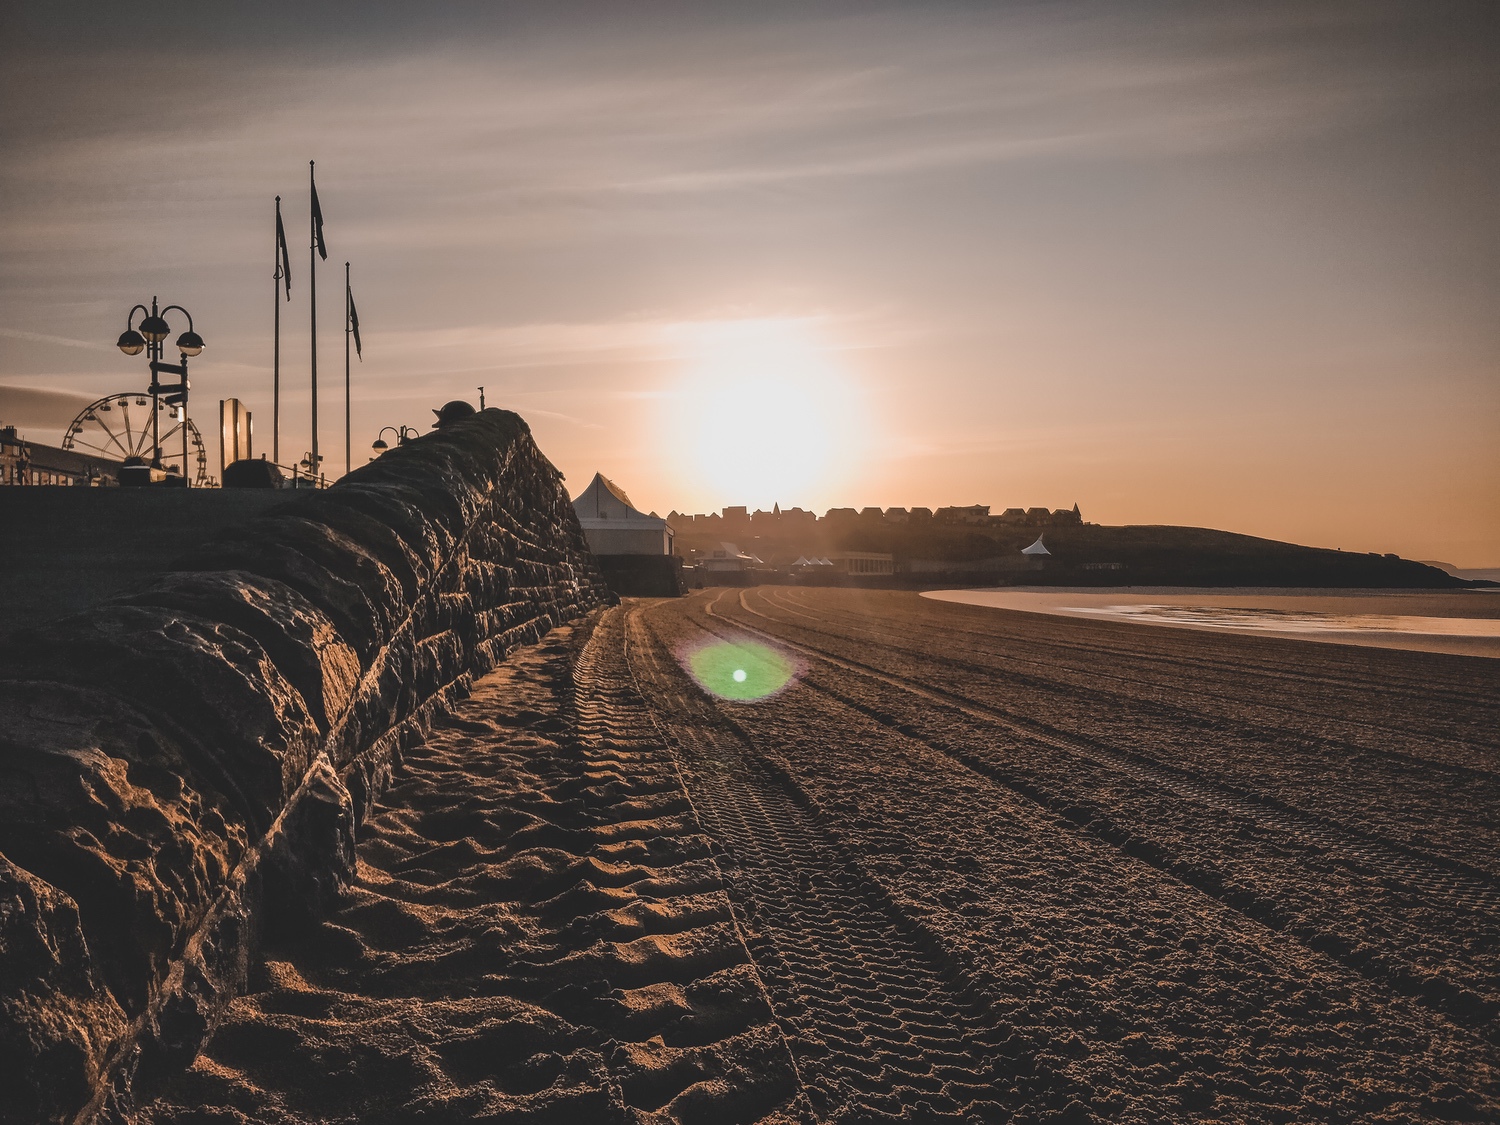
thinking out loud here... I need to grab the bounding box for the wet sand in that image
[923,587,1500,658]
[144,590,1500,1123]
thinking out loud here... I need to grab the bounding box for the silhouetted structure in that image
[1,425,119,486]
[573,471,683,596]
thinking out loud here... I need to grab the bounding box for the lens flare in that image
[683,638,799,701]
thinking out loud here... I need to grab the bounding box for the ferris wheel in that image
[62,393,210,486]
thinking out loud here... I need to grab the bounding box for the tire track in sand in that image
[141,611,807,1125]
[625,604,1019,1124]
[701,589,1500,1046]
[722,590,1500,919]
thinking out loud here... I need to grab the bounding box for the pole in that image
[344,260,351,479]
[309,162,319,484]
[182,354,190,488]
[273,195,282,466]
[149,296,161,468]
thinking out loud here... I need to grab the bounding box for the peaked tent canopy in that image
[1021,535,1051,556]
[572,471,674,555]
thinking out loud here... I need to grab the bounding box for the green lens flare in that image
[686,639,797,701]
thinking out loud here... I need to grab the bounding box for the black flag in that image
[275,203,292,299]
[347,282,362,359]
[311,178,329,261]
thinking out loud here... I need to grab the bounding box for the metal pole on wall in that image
[273,196,282,465]
[150,296,162,468]
[182,366,190,487]
[345,260,351,479]
[309,163,319,482]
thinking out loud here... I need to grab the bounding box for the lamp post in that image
[296,451,325,488]
[370,425,418,459]
[116,296,203,486]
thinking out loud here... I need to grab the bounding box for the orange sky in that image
[1,2,1496,565]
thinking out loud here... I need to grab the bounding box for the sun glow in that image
[662,319,868,508]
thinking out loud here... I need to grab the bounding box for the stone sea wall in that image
[0,410,611,1124]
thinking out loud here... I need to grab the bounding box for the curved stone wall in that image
[0,410,610,1124]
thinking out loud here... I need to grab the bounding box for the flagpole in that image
[345,260,351,479]
[273,196,282,466]
[309,161,319,484]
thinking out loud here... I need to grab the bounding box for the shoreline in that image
[920,586,1500,658]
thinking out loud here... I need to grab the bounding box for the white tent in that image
[1021,535,1050,556]
[572,472,674,556]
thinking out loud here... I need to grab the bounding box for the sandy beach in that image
[143,589,1500,1123]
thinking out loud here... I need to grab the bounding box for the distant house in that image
[697,542,759,573]
[572,472,675,556]
[908,507,933,522]
[884,507,910,524]
[996,508,1027,524]
[937,505,990,525]
[824,507,858,523]
[1053,503,1083,526]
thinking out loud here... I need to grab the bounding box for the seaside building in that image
[1,425,120,486]
[829,551,894,576]
[696,542,759,574]
[572,472,674,556]
[572,472,684,596]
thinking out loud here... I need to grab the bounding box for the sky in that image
[1,1,1496,565]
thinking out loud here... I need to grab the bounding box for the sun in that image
[662,319,867,508]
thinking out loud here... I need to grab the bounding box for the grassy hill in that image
[677,519,1466,588]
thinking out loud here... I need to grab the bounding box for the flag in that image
[347,282,362,359]
[311,178,329,260]
[275,203,292,299]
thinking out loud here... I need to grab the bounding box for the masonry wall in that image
[0,410,611,1124]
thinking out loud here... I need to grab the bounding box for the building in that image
[1,426,120,486]
[696,542,759,573]
[936,505,990,525]
[780,506,818,531]
[572,472,674,555]
[884,507,910,523]
[829,551,894,576]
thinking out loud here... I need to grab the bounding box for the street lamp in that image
[371,425,418,455]
[295,450,325,487]
[115,296,203,484]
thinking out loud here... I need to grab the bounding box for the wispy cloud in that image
[0,327,114,352]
